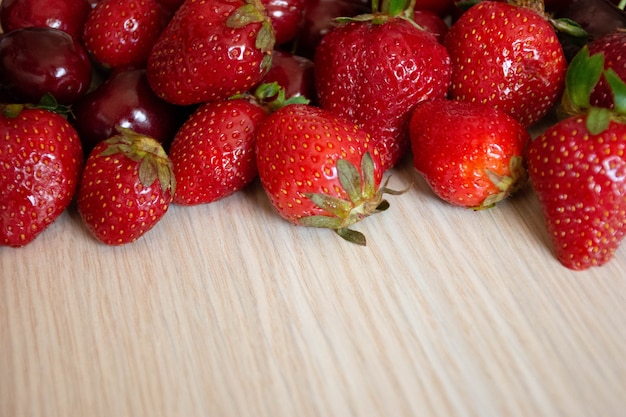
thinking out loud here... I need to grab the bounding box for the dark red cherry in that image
[295,0,370,60]
[261,0,306,45]
[0,0,91,39]
[261,50,316,103]
[71,67,188,154]
[0,27,92,104]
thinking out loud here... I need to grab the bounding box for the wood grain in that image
[2,152,626,417]
[1,4,625,416]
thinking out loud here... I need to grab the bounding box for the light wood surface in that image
[1,6,625,417]
[2,146,626,417]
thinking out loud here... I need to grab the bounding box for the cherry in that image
[0,27,92,105]
[413,10,449,43]
[261,50,316,103]
[294,0,370,60]
[0,0,91,39]
[261,0,306,45]
[71,68,189,154]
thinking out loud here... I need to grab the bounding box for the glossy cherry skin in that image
[261,0,305,45]
[0,0,91,39]
[71,67,188,154]
[261,50,316,103]
[295,0,370,59]
[0,27,92,104]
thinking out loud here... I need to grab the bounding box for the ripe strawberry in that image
[170,82,307,205]
[169,97,266,205]
[147,0,275,106]
[82,0,167,69]
[1,102,83,247]
[77,128,175,245]
[588,30,626,109]
[314,1,452,170]
[255,103,402,245]
[527,47,626,270]
[409,98,530,209]
[444,1,567,127]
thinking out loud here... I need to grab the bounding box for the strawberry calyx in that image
[560,46,626,134]
[226,0,275,69]
[233,82,310,113]
[480,155,527,209]
[335,0,417,26]
[299,152,405,246]
[1,93,72,119]
[98,127,176,196]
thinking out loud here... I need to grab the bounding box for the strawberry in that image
[146,0,275,106]
[82,0,168,69]
[527,46,626,270]
[409,98,530,209]
[444,1,567,127]
[588,30,626,109]
[170,82,307,205]
[77,128,175,245]
[1,101,83,247]
[314,0,452,170]
[255,103,402,245]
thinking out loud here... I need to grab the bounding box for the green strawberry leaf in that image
[566,46,605,110]
[586,107,612,135]
[605,68,626,116]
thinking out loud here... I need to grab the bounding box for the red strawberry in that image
[147,0,275,106]
[82,0,167,69]
[409,98,530,209]
[314,1,452,170]
[1,102,83,247]
[255,103,402,245]
[170,82,307,205]
[527,47,626,270]
[588,30,626,109]
[77,128,175,245]
[444,1,567,127]
[169,97,266,205]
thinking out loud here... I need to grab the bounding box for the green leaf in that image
[336,227,367,246]
[586,107,612,135]
[337,158,363,204]
[604,68,626,116]
[361,152,376,198]
[304,193,353,218]
[299,215,344,230]
[567,46,605,110]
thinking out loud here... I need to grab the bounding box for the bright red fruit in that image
[409,99,529,209]
[71,67,187,154]
[588,31,626,109]
[147,0,275,106]
[169,98,267,205]
[527,47,626,270]
[261,0,305,45]
[82,0,167,69]
[1,104,83,247]
[77,128,175,245]
[260,50,316,103]
[444,1,567,127]
[315,9,451,170]
[0,27,92,105]
[0,0,91,39]
[255,103,400,245]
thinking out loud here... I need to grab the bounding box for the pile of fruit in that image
[1,0,625,271]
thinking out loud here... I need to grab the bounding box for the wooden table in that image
[2,146,625,417]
